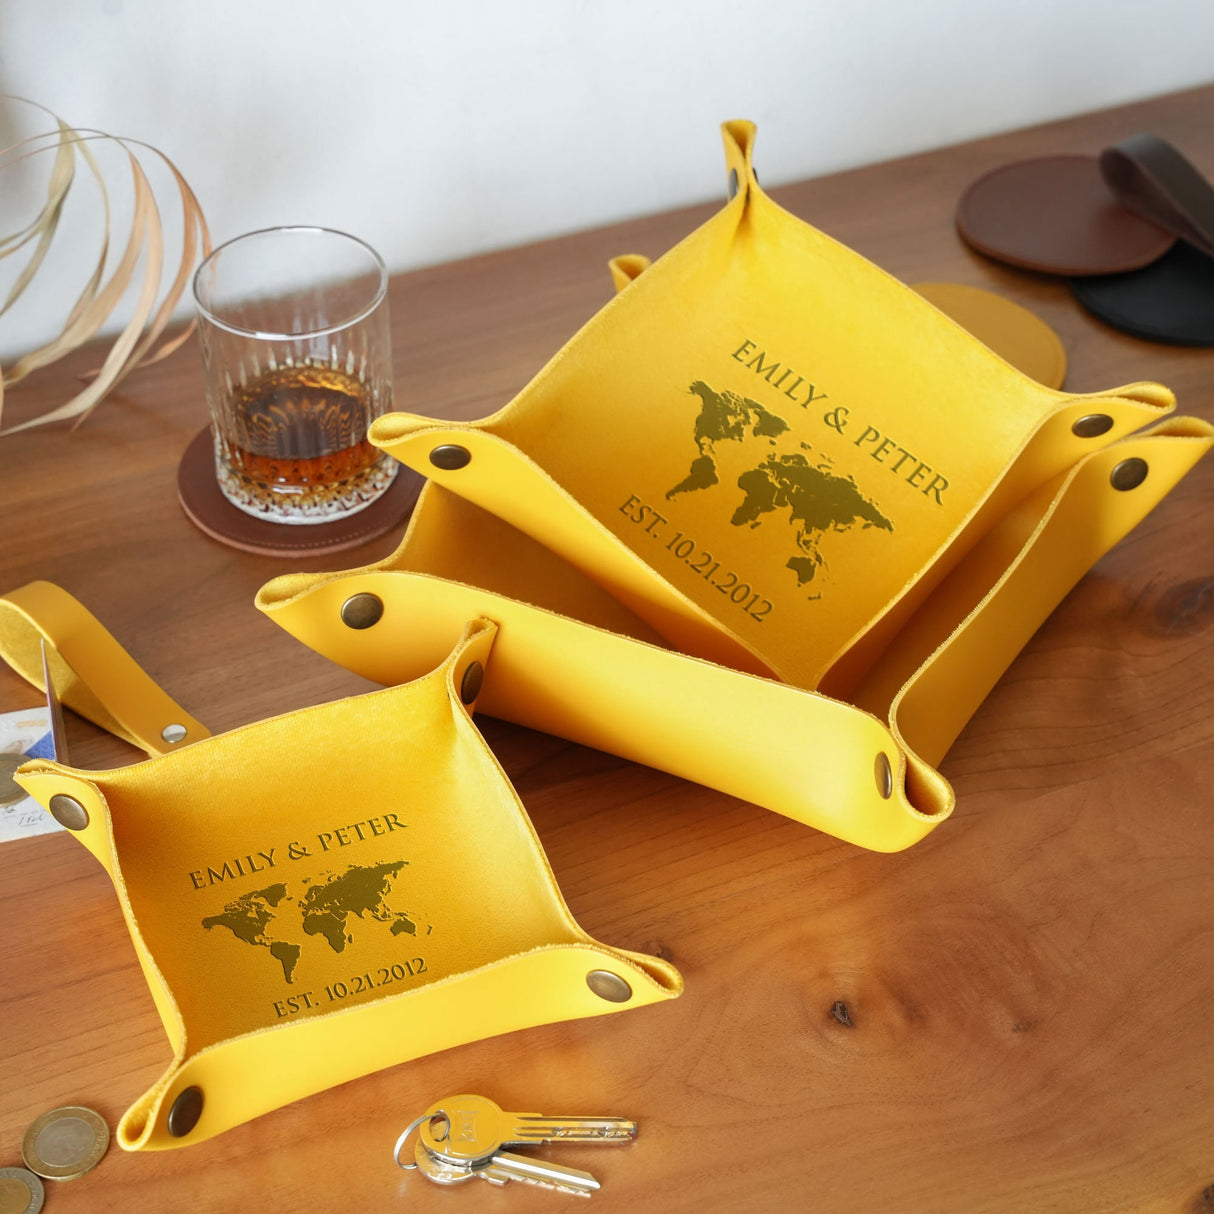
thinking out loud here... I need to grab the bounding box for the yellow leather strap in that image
[0,580,208,755]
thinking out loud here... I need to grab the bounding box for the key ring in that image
[393,1109,449,1170]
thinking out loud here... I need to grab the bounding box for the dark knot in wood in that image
[1152,576,1214,637]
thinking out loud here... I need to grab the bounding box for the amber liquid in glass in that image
[217,362,392,516]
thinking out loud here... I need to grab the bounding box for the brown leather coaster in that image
[177,426,423,557]
[914,282,1067,388]
[957,155,1175,275]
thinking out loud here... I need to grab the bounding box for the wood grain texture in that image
[1,84,1213,1213]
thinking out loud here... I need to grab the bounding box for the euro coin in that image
[0,1167,44,1214]
[0,753,26,807]
[22,1105,109,1181]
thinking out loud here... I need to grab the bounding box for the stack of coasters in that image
[957,134,1214,346]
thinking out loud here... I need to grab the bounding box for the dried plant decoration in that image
[0,98,210,434]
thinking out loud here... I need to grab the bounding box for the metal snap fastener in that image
[1110,458,1148,491]
[166,1086,204,1138]
[49,794,89,831]
[1072,413,1114,438]
[586,970,632,1003]
[340,593,383,630]
[727,168,739,200]
[429,444,471,470]
[875,753,893,800]
[459,661,484,705]
[161,724,187,744]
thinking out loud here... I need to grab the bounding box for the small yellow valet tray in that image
[3,584,680,1151]
[258,121,1212,854]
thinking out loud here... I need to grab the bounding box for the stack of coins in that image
[0,1107,108,1213]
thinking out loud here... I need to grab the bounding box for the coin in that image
[0,1167,44,1214]
[22,1105,109,1181]
[0,753,27,807]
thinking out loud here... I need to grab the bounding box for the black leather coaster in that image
[177,426,423,556]
[1069,241,1214,346]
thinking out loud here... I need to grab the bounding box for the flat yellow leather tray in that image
[3,584,680,1151]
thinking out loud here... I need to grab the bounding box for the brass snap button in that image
[48,794,89,831]
[1072,413,1113,438]
[429,445,471,470]
[459,661,484,705]
[586,970,632,1003]
[340,593,384,630]
[874,753,893,800]
[161,724,187,744]
[1110,458,1148,491]
[166,1086,204,1138]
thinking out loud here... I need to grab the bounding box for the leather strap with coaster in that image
[0,580,681,1151]
[957,134,1214,346]
[1069,134,1214,346]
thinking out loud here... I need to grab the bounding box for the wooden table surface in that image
[2,84,1213,1214]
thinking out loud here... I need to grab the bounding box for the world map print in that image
[201,861,417,984]
[667,380,893,588]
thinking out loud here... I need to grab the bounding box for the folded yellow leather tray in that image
[2,581,680,1151]
[258,121,1211,853]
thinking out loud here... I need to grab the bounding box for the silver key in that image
[420,1093,637,1167]
[413,1139,600,1197]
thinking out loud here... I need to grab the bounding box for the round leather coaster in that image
[177,426,423,556]
[1069,240,1214,346]
[914,281,1067,388]
[957,155,1175,275]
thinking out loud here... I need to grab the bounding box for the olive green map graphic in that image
[667,380,893,588]
[201,861,418,984]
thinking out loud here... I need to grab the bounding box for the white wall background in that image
[1,0,1213,357]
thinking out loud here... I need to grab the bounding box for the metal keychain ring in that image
[393,1109,450,1170]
